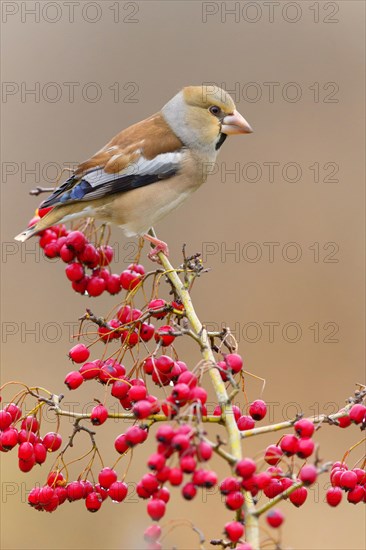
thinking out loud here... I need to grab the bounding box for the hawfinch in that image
[15,85,252,256]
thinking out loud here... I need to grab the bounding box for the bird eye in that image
[209,105,221,116]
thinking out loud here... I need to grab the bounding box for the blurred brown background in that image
[1,1,365,549]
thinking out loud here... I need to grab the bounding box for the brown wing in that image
[40,113,183,209]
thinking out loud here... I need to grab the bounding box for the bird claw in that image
[143,233,169,263]
[147,242,169,263]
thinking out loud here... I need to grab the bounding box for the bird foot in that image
[143,234,169,263]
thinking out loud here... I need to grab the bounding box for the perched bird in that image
[15,85,252,257]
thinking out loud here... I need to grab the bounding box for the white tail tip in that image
[14,229,34,242]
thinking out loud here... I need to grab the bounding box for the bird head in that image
[161,85,252,153]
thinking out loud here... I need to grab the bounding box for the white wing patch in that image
[82,152,184,188]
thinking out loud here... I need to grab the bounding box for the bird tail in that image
[14,206,66,242]
[14,203,94,242]
[14,226,40,242]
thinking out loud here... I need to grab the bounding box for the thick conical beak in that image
[221,109,253,135]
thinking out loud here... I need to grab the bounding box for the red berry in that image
[106,481,128,502]
[294,418,315,438]
[249,400,267,421]
[349,404,366,424]
[148,299,168,319]
[98,245,114,266]
[196,441,213,462]
[155,486,170,503]
[225,353,243,374]
[0,428,18,450]
[65,262,84,282]
[133,400,153,419]
[114,434,129,454]
[169,467,184,486]
[202,470,218,488]
[18,429,36,445]
[67,481,84,501]
[326,486,343,506]
[299,465,317,486]
[47,471,65,487]
[120,269,142,290]
[39,229,57,248]
[0,410,12,430]
[266,508,285,528]
[39,485,55,505]
[147,498,166,521]
[177,371,197,388]
[264,445,283,466]
[171,433,190,452]
[154,325,176,347]
[353,468,366,484]
[289,487,308,508]
[72,276,89,294]
[18,457,35,472]
[263,479,284,499]
[340,470,358,490]
[79,361,101,380]
[190,386,208,405]
[235,458,256,479]
[60,244,75,263]
[18,442,34,460]
[156,424,175,443]
[21,415,39,432]
[144,524,162,543]
[280,434,299,456]
[65,370,84,390]
[87,276,106,297]
[44,241,60,258]
[98,467,117,489]
[68,343,90,363]
[85,492,102,512]
[111,379,130,399]
[4,403,22,422]
[237,415,255,431]
[148,453,166,472]
[125,425,148,446]
[296,438,315,459]
[224,521,244,542]
[91,404,108,426]
[106,273,121,295]
[140,323,155,342]
[255,472,272,489]
[128,384,147,402]
[220,477,241,494]
[338,414,351,428]
[65,230,87,252]
[347,484,365,504]
[43,432,62,452]
[171,383,191,406]
[28,487,41,506]
[225,491,244,510]
[182,482,197,500]
[54,486,68,505]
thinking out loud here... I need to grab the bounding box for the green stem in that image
[154,242,259,549]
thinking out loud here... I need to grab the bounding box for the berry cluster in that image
[33,216,145,296]
[327,462,366,506]
[28,468,128,513]
[0,408,62,472]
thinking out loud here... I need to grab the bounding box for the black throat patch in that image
[215,133,227,151]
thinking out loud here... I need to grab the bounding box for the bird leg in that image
[143,232,169,262]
